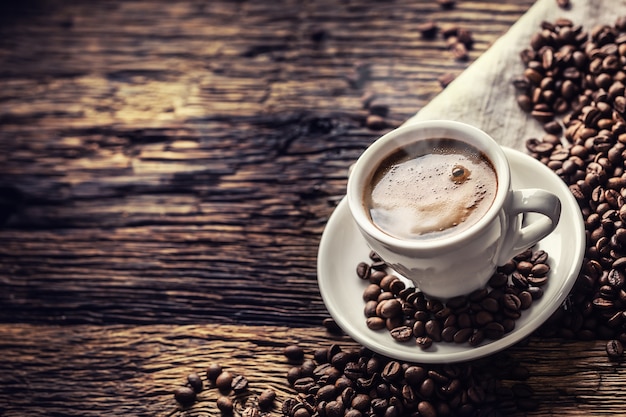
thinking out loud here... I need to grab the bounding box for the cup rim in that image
[347,120,511,251]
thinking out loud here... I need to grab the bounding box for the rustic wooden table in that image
[2,0,626,416]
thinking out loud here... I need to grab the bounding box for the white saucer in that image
[317,147,585,363]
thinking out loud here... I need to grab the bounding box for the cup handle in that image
[496,189,562,265]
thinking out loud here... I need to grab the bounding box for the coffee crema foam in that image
[366,139,497,240]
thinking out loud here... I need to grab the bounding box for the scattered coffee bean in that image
[174,386,197,407]
[258,388,277,410]
[606,339,624,360]
[417,20,439,39]
[206,363,223,382]
[284,344,535,416]
[368,100,390,118]
[217,396,234,414]
[187,372,203,393]
[232,374,249,393]
[284,344,305,362]
[323,317,344,335]
[365,114,387,130]
[356,262,371,279]
[216,371,234,392]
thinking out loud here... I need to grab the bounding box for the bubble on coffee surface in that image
[451,164,470,183]
[368,140,496,240]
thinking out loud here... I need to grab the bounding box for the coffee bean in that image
[216,371,234,392]
[468,329,485,346]
[441,325,457,343]
[357,249,550,350]
[363,284,381,301]
[475,310,494,326]
[231,374,249,393]
[606,339,624,360]
[519,291,533,309]
[174,386,197,407]
[453,327,474,344]
[483,322,505,340]
[381,360,402,382]
[390,325,413,342]
[330,351,351,371]
[369,270,386,284]
[284,343,540,417]
[351,393,371,412]
[417,401,437,417]
[258,388,276,410]
[423,319,442,342]
[206,363,223,382]
[481,296,500,313]
[531,263,550,277]
[366,316,385,330]
[502,293,522,311]
[416,336,433,349]
[284,345,305,362]
[417,21,438,39]
[379,299,402,319]
[187,372,203,393]
[323,317,344,335]
[293,376,316,393]
[379,274,398,291]
[217,396,234,414]
[365,114,386,130]
[325,400,343,417]
[356,262,371,280]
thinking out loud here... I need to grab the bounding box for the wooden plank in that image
[0,324,623,417]
[0,0,536,325]
[4,0,626,416]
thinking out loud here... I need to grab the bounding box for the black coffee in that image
[365,138,497,240]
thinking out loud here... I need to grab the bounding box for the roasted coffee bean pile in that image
[357,249,550,349]
[283,343,536,417]
[514,17,626,358]
[514,17,626,134]
[173,363,276,414]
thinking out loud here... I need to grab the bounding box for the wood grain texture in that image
[2,324,626,417]
[3,0,626,416]
[0,0,535,326]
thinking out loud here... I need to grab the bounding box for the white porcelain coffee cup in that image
[347,120,562,299]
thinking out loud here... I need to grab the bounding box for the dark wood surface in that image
[2,0,626,416]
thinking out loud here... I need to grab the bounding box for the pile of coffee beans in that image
[356,249,550,349]
[514,17,626,134]
[514,17,626,359]
[173,363,276,414]
[283,343,536,417]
